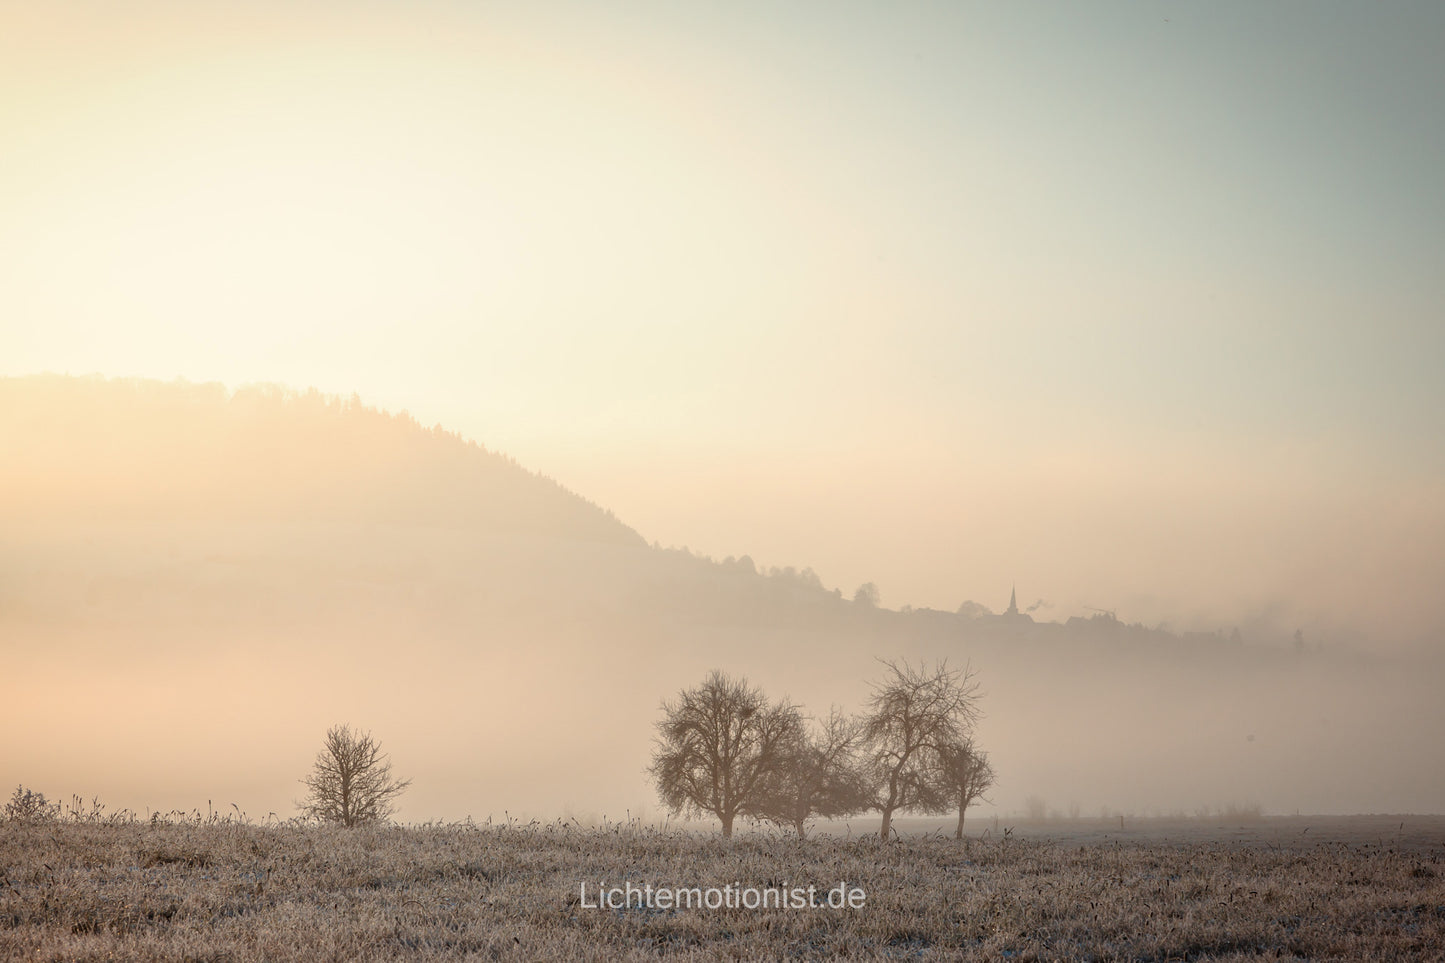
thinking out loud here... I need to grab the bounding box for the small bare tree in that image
[300,724,410,827]
[939,738,995,839]
[649,671,803,838]
[755,708,872,838]
[862,659,981,840]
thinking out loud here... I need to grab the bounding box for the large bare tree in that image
[939,738,995,839]
[755,708,872,838]
[862,659,981,840]
[300,724,411,827]
[649,671,802,838]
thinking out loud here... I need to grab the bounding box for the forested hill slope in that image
[1,374,640,544]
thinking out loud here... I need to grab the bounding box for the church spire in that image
[1006,584,1018,616]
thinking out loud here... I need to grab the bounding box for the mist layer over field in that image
[4,377,1441,823]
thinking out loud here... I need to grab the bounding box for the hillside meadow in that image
[3,810,1442,962]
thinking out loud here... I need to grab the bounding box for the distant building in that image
[1000,584,1032,624]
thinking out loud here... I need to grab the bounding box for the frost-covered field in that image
[885,813,1445,854]
[3,815,1442,961]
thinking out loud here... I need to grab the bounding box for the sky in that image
[3,0,1444,647]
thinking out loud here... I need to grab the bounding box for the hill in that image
[2,375,640,541]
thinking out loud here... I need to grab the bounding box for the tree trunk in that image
[880,769,901,841]
[955,804,965,840]
[794,817,807,839]
[721,812,734,838]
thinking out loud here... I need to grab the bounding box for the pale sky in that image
[4,1,1443,646]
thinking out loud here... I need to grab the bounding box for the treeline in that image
[648,661,994,840]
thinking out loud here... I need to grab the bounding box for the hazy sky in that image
[4,1,1443,645]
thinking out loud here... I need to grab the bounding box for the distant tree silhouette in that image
[722,555,757,575]
[755,708,871,838]
[862,659,981,840]
[300,725,410,827]
[938,739,995,838]
[853,582,880,607]
[649,671,803,838]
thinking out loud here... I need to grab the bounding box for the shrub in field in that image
[3,785,60,823]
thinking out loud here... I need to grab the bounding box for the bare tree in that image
[300,724,410,827]
[649,671,803,838]
[755,708,872,838]
[939,738,995,839]
[862,659,981,840]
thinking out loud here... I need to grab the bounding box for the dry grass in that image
[2,812,1442,961]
